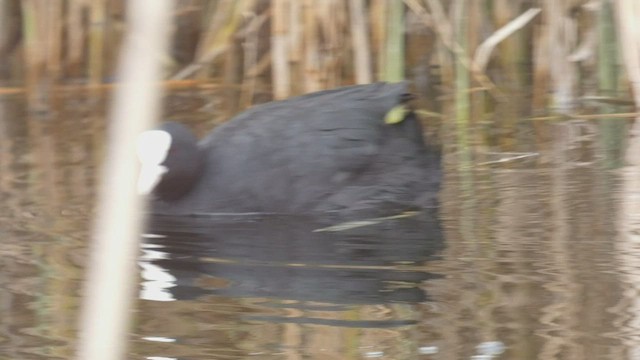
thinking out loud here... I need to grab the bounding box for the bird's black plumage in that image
[146,82,441,215]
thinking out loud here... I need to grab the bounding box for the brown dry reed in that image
[2,0,640,162]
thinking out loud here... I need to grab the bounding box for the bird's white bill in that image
[137,130,172,195]
[138,163,168,195]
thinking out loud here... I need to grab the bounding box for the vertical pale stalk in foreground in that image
[76,1,174,360]
[616,2,640,357]
[617,0,640,163]
[617,6,640,202]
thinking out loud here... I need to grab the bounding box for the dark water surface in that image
[0,93,636,359]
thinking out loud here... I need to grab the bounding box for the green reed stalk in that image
[88,0,106,84]
[383,0,404,81]
[370,0,386,81]
[272,0,291,99]
[598,0,624,169]
[454,0,471,173]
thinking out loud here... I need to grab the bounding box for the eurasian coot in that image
[137,82,441,215]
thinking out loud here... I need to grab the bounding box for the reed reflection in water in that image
[0,90,637,359]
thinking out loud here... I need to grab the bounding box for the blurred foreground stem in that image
[76,1,174,359]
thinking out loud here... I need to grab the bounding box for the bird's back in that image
[165,83,440,214]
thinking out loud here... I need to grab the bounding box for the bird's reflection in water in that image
[140,210,444,328]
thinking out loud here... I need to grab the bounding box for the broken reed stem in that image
[409,0,502,99]
[173,0,254,80]
[191,0,233,77]
[473,8,541,73]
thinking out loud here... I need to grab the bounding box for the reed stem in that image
[383,0,404,81]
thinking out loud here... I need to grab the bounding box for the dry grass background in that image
[3,3,640,359]
[1,0,640,166]
[0,1,630,107]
